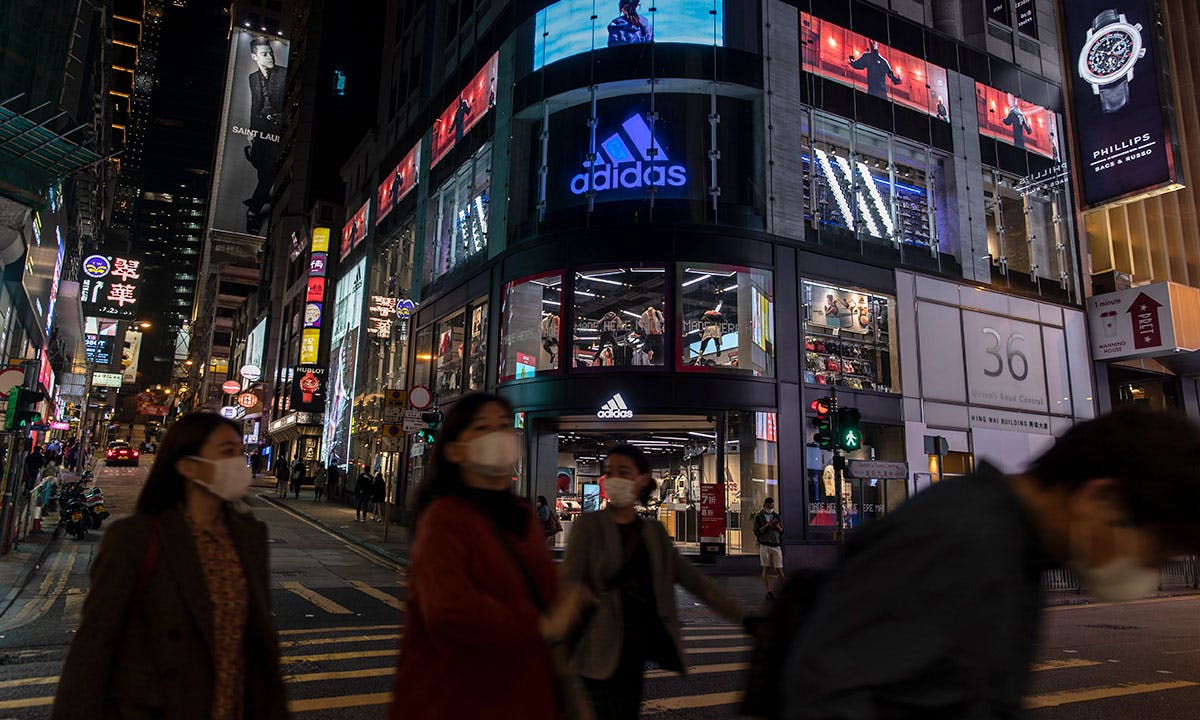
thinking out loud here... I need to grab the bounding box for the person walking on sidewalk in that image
[536,495,561,544]
[313,463,327,502]
[327,463,341,503]
[372,471,386,522]
[354,468,373,522]
[290,459,304,499]
[53,412,289,720]
[753,497,785,598]
[564,443,748,719]
[274,460,290,499]
[391,392,591,720]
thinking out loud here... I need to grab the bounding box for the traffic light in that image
[415,410,443,444]
[810,397,835,450]
[4,388,45,431]
[836,407,862,451]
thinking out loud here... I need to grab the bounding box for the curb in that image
[256,494,409,568]
[0,523,64,621]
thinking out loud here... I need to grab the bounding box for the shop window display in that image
[499,272,563,382]
[434,311,465,398]
[411,324,433,390]
[426,141,492,282]
[801,280,898,393]
[466,299,488,391]
[806,423,906,530]
[572,267,665,368]
[678,263,774,377]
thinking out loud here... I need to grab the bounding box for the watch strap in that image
[1093,9,1120,30]
[1098,80,1129,113]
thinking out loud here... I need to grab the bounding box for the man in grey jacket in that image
[563,443,746,719]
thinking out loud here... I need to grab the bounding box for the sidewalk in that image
[255,483,411,567]
[0,473,68,620]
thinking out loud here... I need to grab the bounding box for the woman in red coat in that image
[392,393,587,720]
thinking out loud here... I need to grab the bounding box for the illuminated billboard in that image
[430,53,498,168]
[340,200,369,258]
[323,258,366,465]
[533,0,725,71]
[975,83,1060,159]
[210,31,290,236]
[377,143,420,221]
[800,12,950,122]
[81,254,142,320]
[1062,0,1180,206]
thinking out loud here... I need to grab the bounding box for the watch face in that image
[1087,29,1136,78]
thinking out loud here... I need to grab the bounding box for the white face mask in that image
[465,431,519,477]
[188,456,253,501]
[1075,556,1159,602]
[605,476,637,508]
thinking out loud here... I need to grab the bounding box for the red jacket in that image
[392,495,560,720]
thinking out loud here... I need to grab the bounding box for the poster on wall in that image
[290,366,327,413]
[800,12,950,122]
[532,0,725,71]
[806,283,881,335]
[340,200,369,259]
[377,143,420,221]
[430,53,498,168]
[975,82,1060,159]
[1062,0,1180,206]
[210,31,290,236]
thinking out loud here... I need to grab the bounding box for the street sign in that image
[381,424,405,438]
[221,380,241,395]
[384,388,406,406]
[0,367,24,399]
[846,460,908,480]
[403,418,425,433]
[382,405,404,423]
[219,406,238,419]
[236,392,258,409]
[240,364,262,381]
[404,409,421,419]
[380,436,405,452]
[409,385,432,410]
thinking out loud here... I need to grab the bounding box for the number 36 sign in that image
[962,311,1048,414]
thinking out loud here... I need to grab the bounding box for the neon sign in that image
[569,113,687,196]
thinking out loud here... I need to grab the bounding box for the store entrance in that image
[543,413,772,554]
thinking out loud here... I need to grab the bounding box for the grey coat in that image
[563,509,746,680]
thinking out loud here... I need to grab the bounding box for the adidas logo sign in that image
[570,113,687,196]
[596,393,634,419]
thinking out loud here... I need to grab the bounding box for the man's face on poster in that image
[252,44,275,72]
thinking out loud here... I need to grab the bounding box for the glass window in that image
[466,299,489,391]
[426,141,492,282]
[572,267,666,368]
[678,263,774,377]
[411,324,433,390]
[724,410,779,555]
[499,272,563,382]
[434,311,466,399]
[801,280,899,393]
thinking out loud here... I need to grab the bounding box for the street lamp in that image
[137,321,152,329]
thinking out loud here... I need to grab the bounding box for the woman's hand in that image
[538,583,594,644]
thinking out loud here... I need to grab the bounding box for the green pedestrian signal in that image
[837,408,862,451]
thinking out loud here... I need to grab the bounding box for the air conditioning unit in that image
[1092,270,1132,295]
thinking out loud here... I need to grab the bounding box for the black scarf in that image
[458,486,529,537]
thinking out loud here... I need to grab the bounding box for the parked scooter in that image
[59,490,89,540]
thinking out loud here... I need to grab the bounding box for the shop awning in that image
[0,95,107,206]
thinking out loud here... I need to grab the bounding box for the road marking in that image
[683,633,745,642]
[280,582,353,615]
[350,580,405,610]
[2,547,76,629]
[1046,595,1200,612]
[280,648,397,664]
[685,645,753,655]
[257,496,405,574]
[38,550,78,616]
[279,633,401,649]
[0,696,53,711]
[0,674,58,690]
[1164,648,1200,655]
[1024,680,1199,708]
[642,691,742,713]
[646,662,747,679]
[277,623,401,636]
[290,691,391,713]
[64,587,85,624]
[283,666,395,684]
[1031,659,1103,671]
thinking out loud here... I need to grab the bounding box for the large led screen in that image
[800,12,950,122]
[322,258,365,466]
[975,83,1060,159]
[533,0,725,71]
[430,53,498,168]
[1062,0,1179,206]
[377,143,420,221]
[340,200,369,259]
[211,31,290,236]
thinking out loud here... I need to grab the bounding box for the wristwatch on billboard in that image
[299,371,319,404]
[1077,9,1146,114]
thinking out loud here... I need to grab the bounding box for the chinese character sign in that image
[81,254,142,320]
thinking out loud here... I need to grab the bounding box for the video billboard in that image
[975,83,1060,159]
[211,31,290,236]
[81,254,142,320]
[533,0,725,71]
[377,143,420,221]
[291,365,328,413]
[322,258,366,466]
[1062,0,1179,207]
[340,200,369,259]
[800,12,950,122]
[430,53,498,168]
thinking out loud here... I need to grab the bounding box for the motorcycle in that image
[83,487,109,529]
[59,493,89,540]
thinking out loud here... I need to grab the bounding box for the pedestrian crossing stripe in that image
[1024,680,1199,709]
[350,580,405,610]
[280,581,354,615]
[278,622,401,636]
[279,632,401,649]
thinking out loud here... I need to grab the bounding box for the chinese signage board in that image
[210,31,290,236]
[340,200,369,259]
[430,53,498,168]
[368,295,400,338]
[290,365,327,413]
[93,372,123,388]
[800,12,950,122]
[377,143,420,221]
[81,254,142,320]
[1062,0,1180,207]
[1087,282,1200,361]
[975,82,1060,160]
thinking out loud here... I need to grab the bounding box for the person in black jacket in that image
[354,470,373,522]
[274,460,289,498]
[371,472,387,522]
[848,40,901,100]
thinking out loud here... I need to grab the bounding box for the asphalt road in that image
[1,462,1197,718]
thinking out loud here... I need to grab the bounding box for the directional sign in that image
[846,460,908,480]
[403,418,425,433]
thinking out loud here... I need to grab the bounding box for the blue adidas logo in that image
[569,113,688,196]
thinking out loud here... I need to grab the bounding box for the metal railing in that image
[1041,556,1200,593]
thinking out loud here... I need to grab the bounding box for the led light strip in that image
[833,153,881,239]
[815,149,856,232]
[856,160,895,237]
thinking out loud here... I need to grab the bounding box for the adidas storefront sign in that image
[570,162,687,195]
[568,112,687,197]
[597,393,634,420]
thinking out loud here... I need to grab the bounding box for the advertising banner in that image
[85,335,115,365]
[430,53,498,168]
[122,329,143,385]
[211,31,290,236]
[1062,0,1179,206]
[322,258,366,465]
[1086,282,1198,361]
[81,254,142,320]
[975,82,1060,159]
[800,12,950,122]
[533,0,725,71]
[300,328,320,364]
[699,483,726,549]
[377,143,420,221]
[290,366,327,413]
[805,282,884,335]
[340,199,369,259]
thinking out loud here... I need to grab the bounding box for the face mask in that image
[188,456,253,501]
[465,431,519,477]
[1074,556,1158,602]
[605,476,637,508]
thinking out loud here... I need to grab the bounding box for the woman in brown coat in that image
[54,412,289,720]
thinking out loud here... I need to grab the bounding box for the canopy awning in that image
[0,95,106,206]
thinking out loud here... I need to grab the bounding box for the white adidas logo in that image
[596,393,634,419]
[569,113,687,196]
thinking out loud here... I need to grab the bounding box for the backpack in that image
[741,568,829,719]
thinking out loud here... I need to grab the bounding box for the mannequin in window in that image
[638,305,664,364]
[437,328,452,367]
[597,310,625,364]
[1002,96,1033,150]
[540,312,560,364]
[596,345,615,367]
[695,304,724,365]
